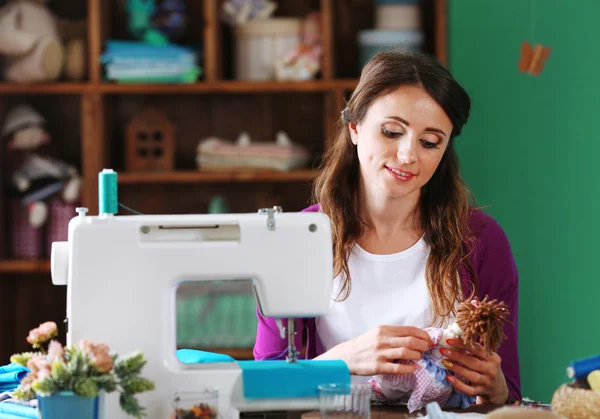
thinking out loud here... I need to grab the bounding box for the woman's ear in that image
[349,122,358,145]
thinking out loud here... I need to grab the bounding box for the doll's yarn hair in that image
[456,296,509,354]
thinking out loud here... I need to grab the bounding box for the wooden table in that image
[301,404,500,418]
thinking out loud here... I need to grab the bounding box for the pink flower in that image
[78,339,113,373]
[94,351,113,373]
[20,373,37,392]
[47,340,64,362]
[26,356,51,381]
[78,339,94,355]
[37,367,51,380]
[26,322,58,347]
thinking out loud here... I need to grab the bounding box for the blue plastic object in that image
[567,354,600,379]
[38,391,98,419]
[177,349,236,364]
[237,360,350,400]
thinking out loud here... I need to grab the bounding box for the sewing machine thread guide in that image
[258,206,283,231]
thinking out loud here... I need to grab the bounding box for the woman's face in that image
[350,84,453,201]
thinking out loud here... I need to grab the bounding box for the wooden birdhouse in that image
[126,107,175,172]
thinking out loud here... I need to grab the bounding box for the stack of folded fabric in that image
[0,363,37,419]
[101,40,202,84]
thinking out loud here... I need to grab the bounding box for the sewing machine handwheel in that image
[51,241,69,286]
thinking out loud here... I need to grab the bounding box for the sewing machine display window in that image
[175,279,258,360]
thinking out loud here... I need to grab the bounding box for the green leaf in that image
[119,392,144,418]
[121,376,155,394]
[92,374,118,393]
[51,359,71,390]
[114,351,146,377]
[73,378,99,398]
[67,348,88,377]
[10,352,41,367]
[12,385,36,400]
[32,377,59,397]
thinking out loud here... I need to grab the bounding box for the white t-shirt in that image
[316,236,436,354]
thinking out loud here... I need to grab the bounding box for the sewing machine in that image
[49,171,350,419]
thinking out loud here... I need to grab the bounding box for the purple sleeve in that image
[253,308,305,360]
[473,214,522,402]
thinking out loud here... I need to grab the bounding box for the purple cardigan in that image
[253,204,521,403]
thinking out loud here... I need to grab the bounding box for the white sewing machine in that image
[50,172,350,419]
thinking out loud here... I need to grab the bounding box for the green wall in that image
[448,0,600,402]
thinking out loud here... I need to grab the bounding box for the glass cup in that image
[318,383,371,419]
[170,388,219,419]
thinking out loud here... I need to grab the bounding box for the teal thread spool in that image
[98,169,118,215]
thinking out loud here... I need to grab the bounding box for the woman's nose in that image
[397,137,417,164]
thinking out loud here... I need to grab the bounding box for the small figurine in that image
[127,0,170,46]
[369,296,510,412]
[275,13,322,81]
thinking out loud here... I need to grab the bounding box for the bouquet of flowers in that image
[10,321,155,418]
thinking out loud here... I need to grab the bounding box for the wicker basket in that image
[551,383,600,418]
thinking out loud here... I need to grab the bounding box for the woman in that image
[253,51,520,405]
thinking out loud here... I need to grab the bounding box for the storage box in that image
[376,4,421,31]
[234,18,301,80]
[9,199,43,258]
[358,30,424,69]
[46,198,76,257]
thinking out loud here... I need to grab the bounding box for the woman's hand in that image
[315,325,433,376]
[440,338,509,405]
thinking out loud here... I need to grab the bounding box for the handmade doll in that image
[368,296,510,413]
[2,104,81,227]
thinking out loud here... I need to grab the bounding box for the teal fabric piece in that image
[0,402,38,419]
[177,349,235,364]
[0,363,29,374]
[237,360,350,399]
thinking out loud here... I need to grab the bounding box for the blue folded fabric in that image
[177,349,235,364]
[0,385,19,393]
[0,364,29,375]
[101,40,196,64]
[0,371,29,393]
[0,402,38,419]
[0,371,28,385]
[237,360,351,399]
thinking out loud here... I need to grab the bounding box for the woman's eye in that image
[382,128,402,138]
[421,140,439,149]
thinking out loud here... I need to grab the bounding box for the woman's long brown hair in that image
[313,51,477,326]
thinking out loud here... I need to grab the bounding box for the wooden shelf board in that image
[0,83,89,94]
[99,79,358,94]
[118,170,319,184]
[0,80,358,95]
[0,259,50,274]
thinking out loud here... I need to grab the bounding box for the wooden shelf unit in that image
[0,0,448,362]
